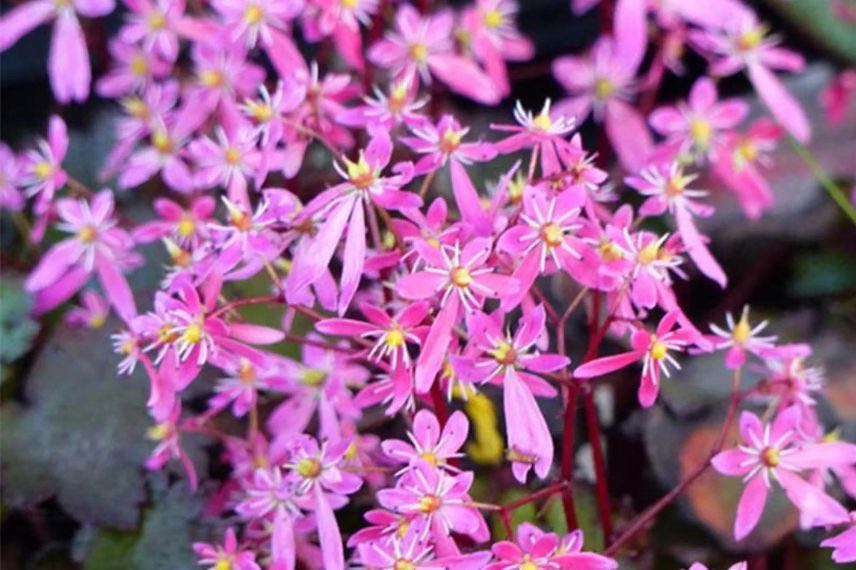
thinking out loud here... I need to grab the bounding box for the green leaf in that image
[0,276,39,364]
[1,320,152,529]
[790,251,856,298]
[764,0,856,66]
[85,483,225,570]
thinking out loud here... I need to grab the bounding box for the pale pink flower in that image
[487,522,617,570]
[382,409,468,472]
[0,144,24,211]
[821,512,856,564]
[0,0,115,103]
[709,305,776,369]
[338,77,429,131]
[193,527,261,570]
[95,38,171,98]
[64,289,110,328]
[20,115,68,214]
[118,0,184,62]
[711,406,854,540]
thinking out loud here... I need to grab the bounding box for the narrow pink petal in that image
[25,239,83,292]
[734,473,768,540]
[229,323,285,345]
[573,350,641,379]
[414,294,459,393]
[614,0,647,74]
[747,63,810,143]
[504,370,553,481]
[0,0,54,51]
[50,14,90,103]
[95,256,136,324]
[605,100,652,172]
[413,409,441,447]
[788,442,856,470]
[430,54,501,105]
[396,271,445,300]
[776,469,849,526]
[338,203,366,315]
[711,449,754,476]
[675,205,727,287]
[313,487,344,570]
[450,161,492,237]
[315,318,374,337]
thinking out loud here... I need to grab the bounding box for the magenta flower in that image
[193,527,261,570]
[25,190,138,322]
[302,0,379,71]
[552,27,652,171]
[212,0,302,48]
[713,118,782,220]
[189,121,262,205]
[208,356,286,418]
[118,0,184,62]
[132,196,215,249]
[64,289,110,328]
[316,301,429,370]
[574,310,701,407]
[397,238,519,393]
[820,69,856,127]
[20,115,68,215]
[821,513,856,564]
[492,100,576,174]
[339,77,428,131]
[0,144,23,212]
[688,563,747,570]
[0,0,115,103]
[356,524,492,570]
[454,306,565,481]
[498,187,584,309]
[368,4,501,105]
[382,409,468,472]
[649,76,748,161]
[145,401,199,489]
[708,305,776,369]
[378,460,489,543]
[711,406,855,540]
[689,6,809,142]
[119,115,195,192]
[487,522,617,570]
[95,38,171,98]
[626,161,726,287]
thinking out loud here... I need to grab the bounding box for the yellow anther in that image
[214,558,232,570]
[88,313,106,328]
[237,359,255,383]
[732,313,752,344]
[148,10,166,30]
[439,129,462,153]
[490,341,517,366]
[532,110,553,132]
[483,9,504,28]
[420,451,438,466]
[385,327,406,349]
[638,242,660,265]
[147,422,171,440]
[760,446,780,467]
[690,119,712,147]
[152,130,173,154]
[33,161,53,180]
[598,240,622,263]
[244,3,264,24]
[246,101,273,122]
[540,222,564,247]
[340,0,358,8]
[345,152,376,190]
[296,457,322,478]
[78,225,98,243]
[394,560,416,570]
[737,26,765,51]
[177,217,195,237]
[224,147,241,164]
[301,369,327,386]
[649,339,668,361]
[417,494,441,513]
[200,69,223,88]
[409,42,428,62]
[182,322,203,344]
[123,96,149,120]
[130,55,148,76]
[163,238,191,266]
[594,77,614,100]
[450,266,472,288]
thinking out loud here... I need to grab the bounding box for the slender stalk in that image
[583,383,612,542]
[418,170,436,200]
[605,367,744,555]
[789,137,856,225]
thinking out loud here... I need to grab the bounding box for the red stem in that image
[560,383,580,530]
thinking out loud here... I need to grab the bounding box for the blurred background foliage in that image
[1,0,855,568]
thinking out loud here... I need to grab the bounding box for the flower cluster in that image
[2,0,855,567]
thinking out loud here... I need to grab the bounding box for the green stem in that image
[789,137,856,226]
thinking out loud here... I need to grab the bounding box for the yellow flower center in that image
[78,225,98,243]
[540,222,564,247]
[182,322,203,344]
[122,96,149,120]
[439,129,462,153]
[244,3,264,24]
[237,360,255,383]
[594,77,614,100]
[666,176,686,197]
[732,315,751,344]
[638,242,660,265]
[598,240,622,262]
[450,266,472,288]
[507,173,525,204]
[388,83,408,113]
[737,27,765,52]
[157,324,179,344]
[690,119,711,147]
[345,440,359,460]
[88,313,106,328]
[341,0,359,8]
[148,11,166,30]
[417,494,441,514]
[120,339,135,355]
[735,140,757,167]
[296,457,322,478]
[532,110,553,132]
[490,341,517,366]
[649,338,668,361]
[301,369,327,386]
[409,42,428,62]
[246,101,273,122]
[483,9,504,28]
[760,446,780,467]
[385,327,406,349]
[152,130,173,154]
[164,238,191,266]
[147,422,171,440]
[33,161,53,181]
[394,560,416,570]
[200,69,223,88]
[214,558,232,570]
[420,451,438,466]
[224,147,241,165]
[177,217,195,237]
[130,55,148,76]
[520,559,539,570]
[345,152,376,190]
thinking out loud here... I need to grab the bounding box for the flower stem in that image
[789,137,856,226]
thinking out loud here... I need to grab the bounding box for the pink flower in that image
[193,527,261,570]
[95,38,171,98]
[145,401,199,489]
[64,289,110,328]
[487,522,617,570]
[368,4,501,105]
[712,118,782,220]
[709,305,776,369]
[316,301,429,370]
[626,161,726,287]
[455,306,566,481]
[132,196,215,248]
[821,512,856,564]
[0,0,115,103]
[189,121,262,205]
[397,238,519,393]
[119,114,195,192]
[338,77,428,131]
[301,0,379,71]
[212,0,302,48]
[574,310,701,407]
[118,0,184,62]
[25,190,138,322]
[552,17,652,172]
[492,100,576,175]
[208,356,286,418]
[378,460,488,543]
[820,69,856,127]
[688,563,747,570]
[20,115,68,215]
[0,143,24,211]
[711,406,854,540]
[649,76,748,161]
[689,6,809,142]
[382,409,468,472]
